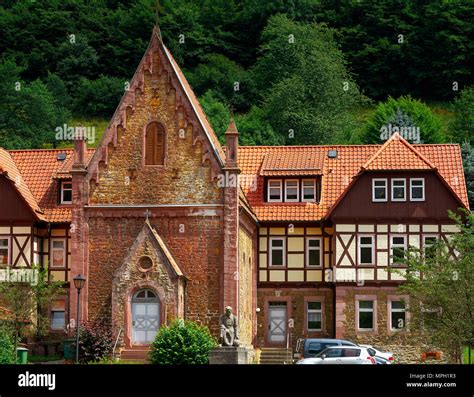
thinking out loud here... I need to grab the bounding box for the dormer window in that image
[60,181,72,204]
[302,179,316,202]
[285,180,299,202]
[268,180,283,202]
[372,179,387,202]
[266,178,318,203]
[410,178,425,201]
[391,179,406,201]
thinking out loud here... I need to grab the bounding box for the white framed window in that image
[0,237,10,266]
[51,239,66,268]
[307,301,322,331]
[284,179,299,202]
[389,300,406,330]
[410,178,425,201]
[302,179,316,202]
[358,235,374,265]
[269,237,285,266]
[358,300,374,330]
[51,310,65,330]
[391,178,406,201]
[372,179,387,202]
[306,237,322,267]
[390,235,407,265]
[268,180,282,202]
[60,181,73,204]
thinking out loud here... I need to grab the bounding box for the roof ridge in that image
[361,132,436,171]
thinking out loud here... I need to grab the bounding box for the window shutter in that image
[145,123,165,165]
[156,126,164,165]
[145,127,156,165]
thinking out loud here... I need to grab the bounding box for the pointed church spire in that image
[153,0,163,41]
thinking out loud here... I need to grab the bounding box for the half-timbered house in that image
[0,27,469,362]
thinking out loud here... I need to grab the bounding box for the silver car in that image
[296,345,377,365]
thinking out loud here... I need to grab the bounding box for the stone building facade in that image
[0,27,469,362]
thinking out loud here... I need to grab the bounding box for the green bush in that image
[0,330,15,364]
[360,96,445,144]
[149,320,217,365]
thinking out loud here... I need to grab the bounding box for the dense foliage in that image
[149,319,217,364]
[461,142,474,209]
[0,330,15,364]
[359,96,445,144]
[0,0,472,149]
[449,86,474,146]
[397,212,474,363]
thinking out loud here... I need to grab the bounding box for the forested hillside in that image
[0,0,472,149]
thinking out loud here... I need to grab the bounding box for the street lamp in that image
[73,274,86,364]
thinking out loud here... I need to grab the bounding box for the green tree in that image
[395,212,474,363]
[0,266,64,362]
[360,96,445,144]
[254,15,366,145]
[149,319,217,364]
[199,90,230,142]
[450,86,474,145]
[0,59,69,149]
[461,142,474,210]
[73,76,126,118]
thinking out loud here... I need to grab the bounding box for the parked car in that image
[296,346,377,365]
[301,338,358,359]
[373,355,392,365]
[359,345,394,363]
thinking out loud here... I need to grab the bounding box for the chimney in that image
[73,128,87,169]
[224,118,239,168]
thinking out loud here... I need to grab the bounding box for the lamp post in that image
[73,274,86,364]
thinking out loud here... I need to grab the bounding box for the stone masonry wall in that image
[238,226,254,346]
[87,213,223,336]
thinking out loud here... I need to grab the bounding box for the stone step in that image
[120,348,150,361]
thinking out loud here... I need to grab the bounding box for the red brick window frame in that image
[304,296,325,333]
[355,295,377,334]
[143,121,166,166]
[387,295,409,334]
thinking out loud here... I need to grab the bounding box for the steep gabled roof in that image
[0,148,45,221]
[361,133,436,171]
[238,141,469,222]
[87,27,225,184]
[6,148,94,223]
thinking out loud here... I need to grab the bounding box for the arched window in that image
[145,122,165,165]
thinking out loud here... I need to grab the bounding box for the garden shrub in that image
[0,330,15,364]
[149,319,217,364]
[74,321,114,364]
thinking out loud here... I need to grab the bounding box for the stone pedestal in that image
[209,346,252,364]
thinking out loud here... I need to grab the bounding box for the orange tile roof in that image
[361,133,436,171]
[260,148,324,176]
[0,148,45,220]
[6,148,95,223]
[238,139,469,221]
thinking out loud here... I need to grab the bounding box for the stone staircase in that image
[259,348,293,365]
[119,346,150,363]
